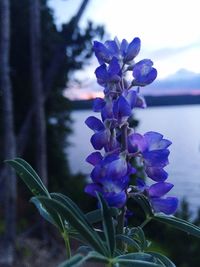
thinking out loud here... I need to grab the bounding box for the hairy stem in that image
[121,123,128,152]
[116,206,126,250]
[62,230,71,258]
[140,217,152,228]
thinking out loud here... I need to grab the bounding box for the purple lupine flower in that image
[85,36,177,214]
[95,57,121,87]
[93,41,113,64]
[113,95,132,125]
[128,131,171,181]
[136,179,178,215]
[85,153,130,207]
[132,59,157,86]
[93,97,106,112]
[121,37,141,63]
[85,116,110,150]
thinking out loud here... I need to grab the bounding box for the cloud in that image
[148,42,200,60]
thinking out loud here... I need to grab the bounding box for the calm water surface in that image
[67,105,200,214]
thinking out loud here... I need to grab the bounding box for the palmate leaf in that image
[153,214,200,238]
[6,158,49,197]
[86,207,120,224]
[116,252,162,266]
[30,197,64,231]
[148,252,176,267]
[58,254,84,267]
[36,196,108,256]
[96,192,116,257]
[116,234,141,251]
[127,227,149,251]
[50,193,93,230]
[59,251,109,267]
[116,259,162,267]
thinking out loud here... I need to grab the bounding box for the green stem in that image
[140,217,152,228]
[121,123,128,152]
[62,230,71,258]
[116,207,126,250]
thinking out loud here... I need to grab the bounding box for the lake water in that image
[67,105,200,215]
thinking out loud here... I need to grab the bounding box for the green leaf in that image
[58,254,84,267]
[128,227,148,251]
[117,252,156,262]
[50,193,93,229]
[58,251,109,267]
[37,196,107,256]
[5,158,49,197]
[153,214,200,238]
[30,197,55,225]
[132,195,153,217]
[148,252,176,267]
[116,259,162,266]
[116,234,141,251]
[84,251,109,264]
[30,197,64,231]
[96,192,116,257]
[86,207,120,224]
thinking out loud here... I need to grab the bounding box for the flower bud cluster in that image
[85,37,178,214]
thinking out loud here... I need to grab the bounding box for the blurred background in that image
[0,0,200,266]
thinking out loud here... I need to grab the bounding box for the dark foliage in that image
[7,0,104,194]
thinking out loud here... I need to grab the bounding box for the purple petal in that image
[136,95,147,108]
[101,100,113,121]
[104,40,119,57]
[128,133,147,152]
[93,41,111,64]
[102,175,129,191]
[91,130,110,150]
[133,59,153,77]
[120,39,128,57]
[90,164,103,182]
[104,191,127,208]
[149,182,174,197]
[85,183,103,197]
[125,90,137,109]
[151,197,178,215]
[85,116,105,132]
[124,37,141,62]
[133,59,157,86]
[95,64,109,85]
[86,152,103,166]
[144,131,163,146]
[145,167,168,182]
[93,97,105,112]
[144,131,171,150]
[108,57,121,76]
[143,149,170,167]
[106,156,127,179]
[113,96,132,122]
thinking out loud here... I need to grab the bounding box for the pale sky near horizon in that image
[49,0,200,98]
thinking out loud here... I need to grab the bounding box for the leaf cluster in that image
[6,158,200,266]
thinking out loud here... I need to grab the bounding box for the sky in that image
[48,0,200,99]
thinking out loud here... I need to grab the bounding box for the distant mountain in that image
[143,68,200,94]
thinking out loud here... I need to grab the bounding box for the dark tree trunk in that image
[17,0,90,157]
[0,0,90,183]
[29,0,48,186]
[0,0,17,265]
